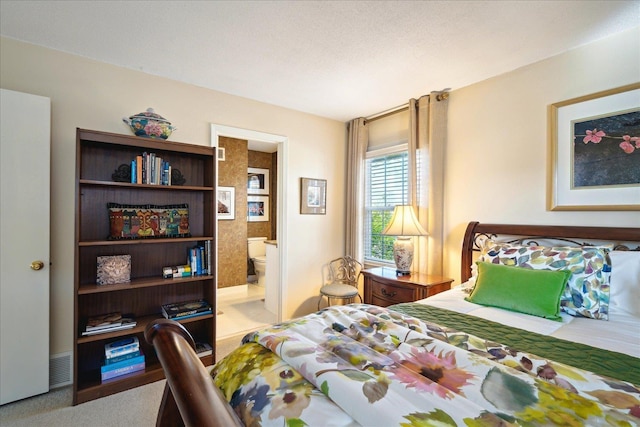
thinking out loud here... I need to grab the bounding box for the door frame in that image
[210,124,288,323]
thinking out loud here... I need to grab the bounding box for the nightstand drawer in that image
[363,267,453,307]
[370,282,414,303]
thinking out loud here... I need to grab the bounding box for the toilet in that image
[247,237,267,287]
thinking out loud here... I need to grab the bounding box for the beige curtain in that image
[345,118,368,262]
[409,93,449,275]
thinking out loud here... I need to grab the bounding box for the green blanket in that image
[390,302,640,385]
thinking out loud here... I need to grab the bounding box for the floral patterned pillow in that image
[480,242,612,320]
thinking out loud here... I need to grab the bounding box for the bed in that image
[145,221,640,426]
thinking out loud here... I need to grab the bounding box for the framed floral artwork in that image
[247,195,269,222]
[547,83,640,211]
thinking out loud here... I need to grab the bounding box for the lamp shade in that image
[381,205,428,237]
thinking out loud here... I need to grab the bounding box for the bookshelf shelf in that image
[78,274,215,295]
[73,129,217,405]
[79,178,213,191]
[78,236,215,247]
[78,312,214,344]
[75,353,214,403]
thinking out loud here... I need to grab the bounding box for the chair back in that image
[329,256,362,287]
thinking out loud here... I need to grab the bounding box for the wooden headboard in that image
[460,221,640,282]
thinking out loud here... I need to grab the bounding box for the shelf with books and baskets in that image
[73,129,217,405]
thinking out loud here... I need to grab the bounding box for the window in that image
[364,145,408,264]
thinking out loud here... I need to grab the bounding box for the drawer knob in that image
[381,288,397,298]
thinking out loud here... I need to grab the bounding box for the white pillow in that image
[609,251,640,317]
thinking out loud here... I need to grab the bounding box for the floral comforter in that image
[211,304,640,426]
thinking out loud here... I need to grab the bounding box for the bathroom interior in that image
[216,136,279,339]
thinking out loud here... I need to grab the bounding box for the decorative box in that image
[97,255,131,285]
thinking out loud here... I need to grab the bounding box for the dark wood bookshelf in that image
[73,129,217,405]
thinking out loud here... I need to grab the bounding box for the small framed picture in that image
[300,177,326,215]
[247,195,269,222]
[217,186,235,220]
[217,147,226,161]
[248,167,269,195]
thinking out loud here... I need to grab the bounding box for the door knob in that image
[30,261,44,271]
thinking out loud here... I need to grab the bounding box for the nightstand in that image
[363,267,453,307]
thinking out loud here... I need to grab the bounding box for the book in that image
[101,361,145,381]
[136,155,143,184]
[130,160,136,184]
[161,299,211,319]
[150,152,155,184]
[105,336,140,359]
[186,244,209,276]
[85,312,122,331]
[104,350,141,365]
[82,318,136,336]
[195,246,202,275]
[189,247,198,276]
[171,310,212,321]
[195,342,212,357]
[141,152,147,184]
[101,353,145,373]
[162,161,170,185]
[205,240,211,275]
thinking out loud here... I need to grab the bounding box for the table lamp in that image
[381,205,428,275]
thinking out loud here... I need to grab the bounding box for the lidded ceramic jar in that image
[123,108,175,139]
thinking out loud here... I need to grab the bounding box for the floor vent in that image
[49,352,72,389]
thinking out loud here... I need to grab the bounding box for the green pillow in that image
[465,262,571,321]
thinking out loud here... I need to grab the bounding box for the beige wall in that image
[2,26,639,357]
[0,37,347,355]
[444,27,640,284]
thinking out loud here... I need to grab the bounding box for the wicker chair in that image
[317,256,363,310]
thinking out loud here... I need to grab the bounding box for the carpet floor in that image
[0,334,246,427]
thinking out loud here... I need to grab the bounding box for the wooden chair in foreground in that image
[144,319,242,427]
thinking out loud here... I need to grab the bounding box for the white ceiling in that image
[1,1,639,122]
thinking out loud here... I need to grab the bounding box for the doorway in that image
[211,124,288,339]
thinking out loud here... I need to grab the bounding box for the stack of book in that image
[82,312,136,336]
[161,299,212,320]
[187,241,212,276]
[130,152,172,185]
[101,337,145,381]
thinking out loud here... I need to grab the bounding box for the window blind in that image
[364,149,408,263]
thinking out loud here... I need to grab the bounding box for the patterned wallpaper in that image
[218,137,248,288]
[217,138,276,288]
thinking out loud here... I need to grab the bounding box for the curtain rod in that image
[364,89,450,124]
[364,103,410,124]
